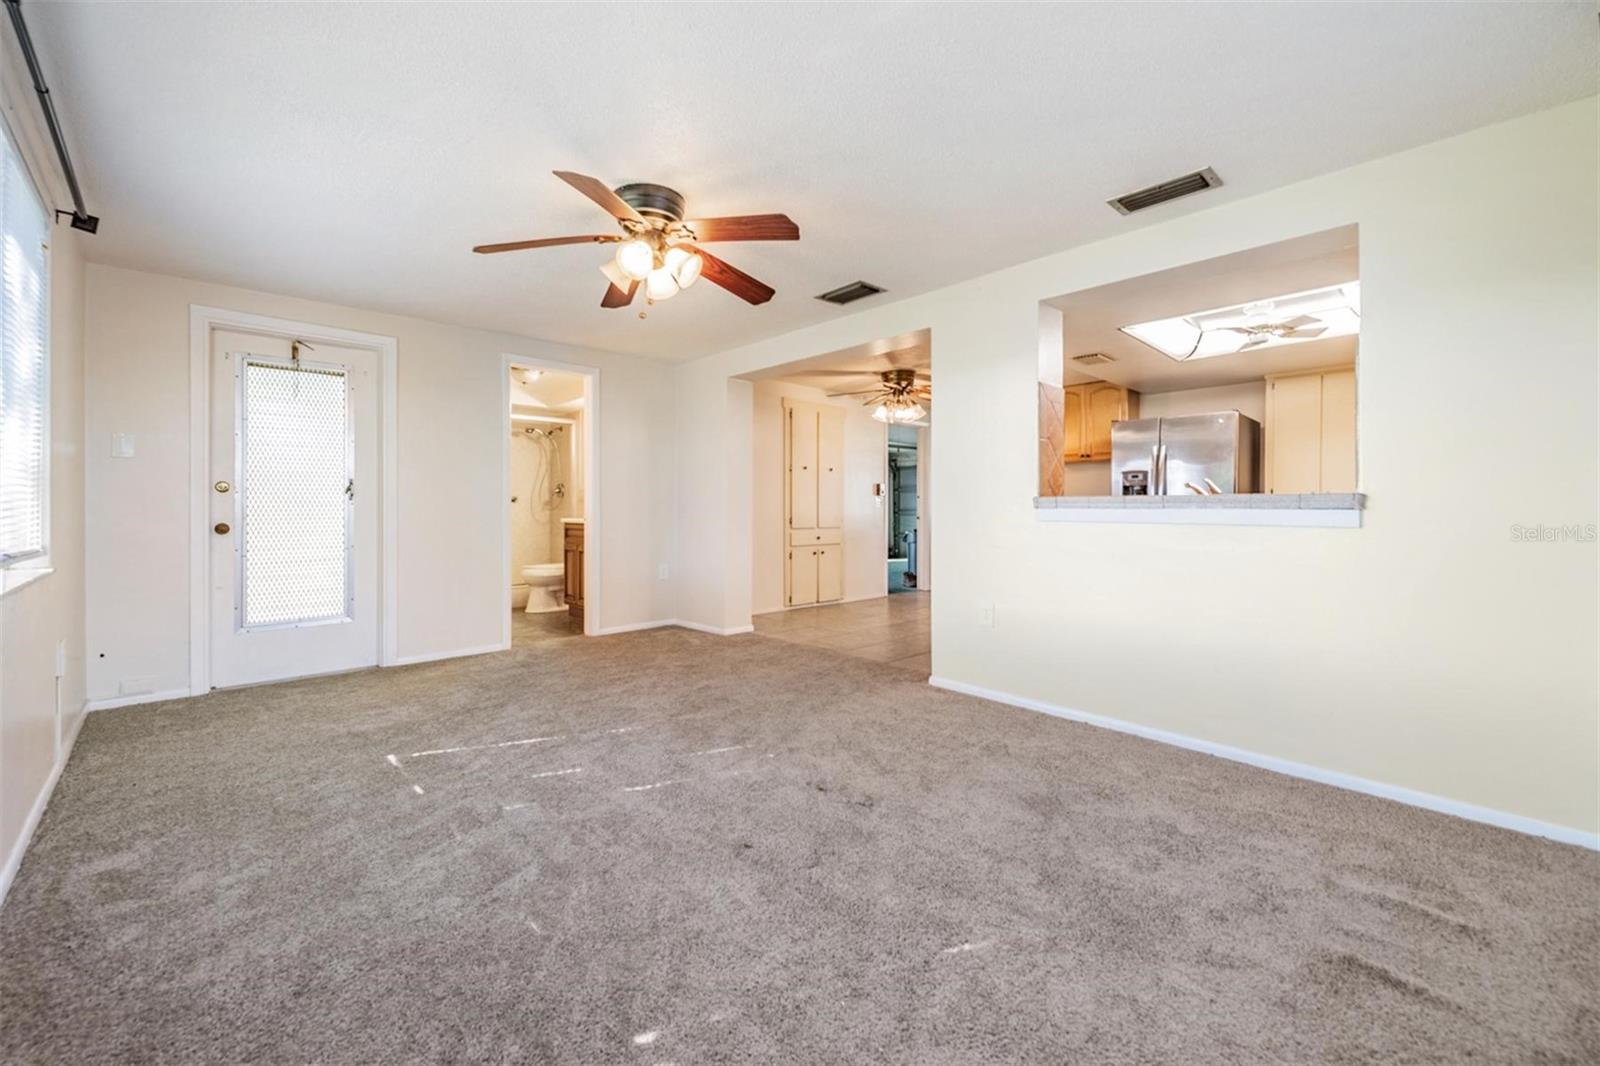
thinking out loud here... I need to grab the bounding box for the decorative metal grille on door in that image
[239,359,352,628]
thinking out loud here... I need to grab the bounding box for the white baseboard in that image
[928,675,1598,851]
[1,701,87,909]
[390,642,509,666]
[596,619,755,637]
[593,619,675,636]
[85,687,194,713]
[671,619,755,637]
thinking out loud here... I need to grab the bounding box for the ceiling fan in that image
[829,368,932,425]
[1212,310,1328,351]
[473,171,799,313]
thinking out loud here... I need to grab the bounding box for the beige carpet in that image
[2,626,1595,1064]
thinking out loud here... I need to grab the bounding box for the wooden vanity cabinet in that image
[563,521,584,621]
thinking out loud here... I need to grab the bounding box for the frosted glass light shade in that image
[645,266,679,301]
[615,239,654,281]
[666,247,704,289]
[872,399,926,424]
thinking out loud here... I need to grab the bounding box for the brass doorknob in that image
[214,480,231,493]
[214,522,231,535]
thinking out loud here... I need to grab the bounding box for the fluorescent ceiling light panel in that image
[1121,281,1360,361]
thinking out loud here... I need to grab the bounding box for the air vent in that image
[1107,167,1222,215]
[1071,352,1115,366]
[816,281,886,305]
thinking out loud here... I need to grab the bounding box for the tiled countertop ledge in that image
[1034,493,1365,528]
[1036,493,1364,510]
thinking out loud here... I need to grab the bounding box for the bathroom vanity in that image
[562,519,585,622]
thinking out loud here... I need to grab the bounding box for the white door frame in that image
[188,305,399,694]
[501,353,601,642]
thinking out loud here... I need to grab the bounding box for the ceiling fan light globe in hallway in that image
[872,399,926,425]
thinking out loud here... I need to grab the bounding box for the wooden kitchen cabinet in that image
[1061,382,1138,463]
[1264,367,1356,493]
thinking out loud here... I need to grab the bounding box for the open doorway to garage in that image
[887,426,919,593]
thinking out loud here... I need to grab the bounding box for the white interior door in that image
[209,329,378,688]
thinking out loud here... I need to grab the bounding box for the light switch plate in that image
[658,564,670,580]
[111,432,135,458]
[979,605,995,628]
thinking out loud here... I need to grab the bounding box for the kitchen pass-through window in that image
[0,116,50,567]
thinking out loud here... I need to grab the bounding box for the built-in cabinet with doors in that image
[1264,366,1356,493]
[784,399,845,606]
[1062,382,1139,463]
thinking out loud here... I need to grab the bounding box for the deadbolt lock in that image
[213,522,231,535]
[214,480,231,493]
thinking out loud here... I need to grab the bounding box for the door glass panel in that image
[239,360,351,627]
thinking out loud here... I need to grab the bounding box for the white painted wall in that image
[1,223,87,899]
[671,98,1600,837]
[1138,380,1267,424]
[82,265,676,699]
[0,39,90,900]
[750,380,887,614]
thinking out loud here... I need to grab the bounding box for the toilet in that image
[520,562,566,613]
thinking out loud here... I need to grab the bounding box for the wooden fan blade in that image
[601,279,639,309]
[1283,326,1328,339]
[473,234,619,254]
[695,247,775,305]
[554,171,644,223]
[884,346,928,369]
[827,388,890,398]
[684,213,799,243]
[1279,314,1321,330]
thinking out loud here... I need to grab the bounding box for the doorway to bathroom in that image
[502,357,596,646]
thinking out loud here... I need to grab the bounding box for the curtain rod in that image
[3,0,98,233]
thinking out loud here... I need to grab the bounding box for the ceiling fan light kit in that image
[828,368,932,425]
[473,171,799,314]
[873,399,927,425]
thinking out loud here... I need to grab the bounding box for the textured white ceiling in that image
[29,2,1598,362]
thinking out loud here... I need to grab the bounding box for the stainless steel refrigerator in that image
[1110,411,1261,495]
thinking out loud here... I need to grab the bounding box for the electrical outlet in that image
[978,605,995,628]
[658,564,669,580]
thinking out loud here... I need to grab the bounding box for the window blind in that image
[0,121,49,563]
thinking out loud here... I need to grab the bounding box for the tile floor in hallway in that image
[752,592,931,676]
